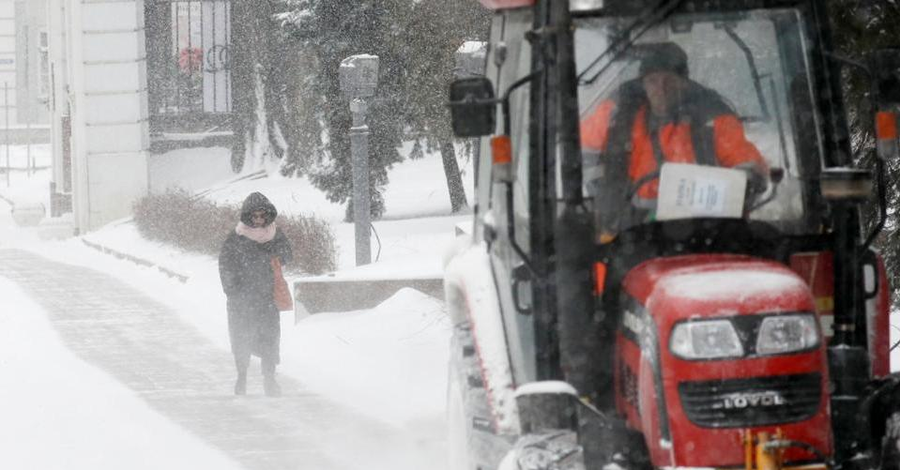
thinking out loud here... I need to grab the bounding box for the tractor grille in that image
[678,373,822,428]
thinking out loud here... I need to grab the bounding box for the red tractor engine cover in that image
[614,254,832,467]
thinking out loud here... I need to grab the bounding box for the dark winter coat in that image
[218,192,293,364]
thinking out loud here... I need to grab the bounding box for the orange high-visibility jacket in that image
[580,85,767,201]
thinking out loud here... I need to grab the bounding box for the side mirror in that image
[820,168,873,204]
[871,48,900,106]
[448,77,497,138]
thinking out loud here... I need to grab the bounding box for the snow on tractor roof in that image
[477,0,533,10]
[477,0,605,11]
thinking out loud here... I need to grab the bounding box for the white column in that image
[69,0,88,231]
[70,0,149,232]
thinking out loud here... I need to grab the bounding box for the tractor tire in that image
[882,410,900,470]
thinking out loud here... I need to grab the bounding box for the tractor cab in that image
[577,9,817,236]
[444,2,900,470]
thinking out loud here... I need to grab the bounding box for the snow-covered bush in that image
[133,190,336,275]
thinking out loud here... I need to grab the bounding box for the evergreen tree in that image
[230,0,295,172]
[278,0,489,218]
[830,1,900,305]
[278,0,409,220]
[272,1,324,177]
[402,0,490,212]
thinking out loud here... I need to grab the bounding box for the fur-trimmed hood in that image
[239,192,277,227]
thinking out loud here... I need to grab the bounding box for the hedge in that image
[133,190,336,275]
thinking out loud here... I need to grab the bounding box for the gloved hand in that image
[737,163,769,196]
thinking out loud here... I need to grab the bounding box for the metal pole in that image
[4,82,8,188]
[26,91,31,177]
[339,54,378,266]
[350,98,371,266]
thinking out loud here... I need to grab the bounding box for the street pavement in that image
[0,248,410,470]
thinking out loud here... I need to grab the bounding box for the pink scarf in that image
[236,221,276,243]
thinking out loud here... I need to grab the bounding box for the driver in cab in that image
[580,42,769,234]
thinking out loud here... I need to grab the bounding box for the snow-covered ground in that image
[2,141,899,469]
[0,277,244,470]
[0,143,470,469]
[71,144,471,426]
[0,144,52,206]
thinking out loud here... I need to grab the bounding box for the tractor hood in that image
[622,254,815,321]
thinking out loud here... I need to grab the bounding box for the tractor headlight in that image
[670,320,744,360]
[756,314,819,356]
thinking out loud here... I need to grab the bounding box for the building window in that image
[147,0,232,133]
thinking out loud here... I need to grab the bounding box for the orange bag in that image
[271,257,293,312]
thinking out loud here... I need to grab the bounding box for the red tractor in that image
[443,1,900,470]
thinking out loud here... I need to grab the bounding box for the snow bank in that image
[31,235,454,431]
[285,287,451,427]
[44,212,458,431]
[0,278,242,470]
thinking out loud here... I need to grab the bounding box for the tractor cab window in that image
[575,9,823,238]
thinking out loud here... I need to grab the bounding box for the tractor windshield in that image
[575,9,824,238]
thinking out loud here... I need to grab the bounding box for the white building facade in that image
[0,0,51,130]
[16,0,50,127]
[0,1,17,128]
[46,0,150,232]
[45,0,234,233]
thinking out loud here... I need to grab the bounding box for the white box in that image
[656,163,747,221]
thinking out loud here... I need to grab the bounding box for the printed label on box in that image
[657,163,747,221]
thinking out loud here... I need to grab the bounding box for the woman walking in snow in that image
[218,192,293,397]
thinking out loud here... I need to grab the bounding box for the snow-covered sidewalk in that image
[0,248,447,470]
[0,146,461,469]
[72,214,455,429]
[0,276,244,470]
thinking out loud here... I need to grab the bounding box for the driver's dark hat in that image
[638,42,689,78]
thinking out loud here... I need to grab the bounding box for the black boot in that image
[234,371,247,396]
[263,375,281,397]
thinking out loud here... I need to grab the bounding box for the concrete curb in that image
[294,277,444,314]
[81,238,190,283]
[79,237,445,314]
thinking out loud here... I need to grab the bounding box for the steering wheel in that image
[746,168,784,214]
[624,171,661,202]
